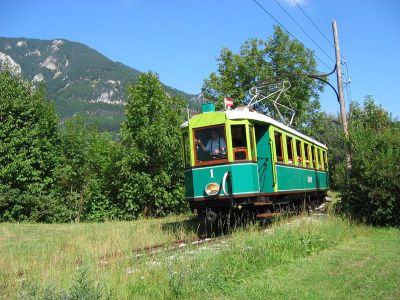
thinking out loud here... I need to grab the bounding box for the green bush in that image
[56,115,124,222]
[338,97,400,226]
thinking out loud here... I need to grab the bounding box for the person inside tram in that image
[197,129,226,157]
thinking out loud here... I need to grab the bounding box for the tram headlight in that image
[205,182,220,196]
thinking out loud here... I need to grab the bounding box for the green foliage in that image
[339,97,400,226]
[0,186,70,222]
[0,70,190,223]
[304,112,346,189]
[120,72,187,218]
[56,115,124,222]
[19,268,108,300]
[202,26,324,129]
[0,70,66,222]
[56,99,126,132]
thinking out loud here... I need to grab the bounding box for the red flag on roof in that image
[224,97,234,107]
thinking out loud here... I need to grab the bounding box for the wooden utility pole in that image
[332,20,351,178]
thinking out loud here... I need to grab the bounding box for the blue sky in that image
[1,0,399,116]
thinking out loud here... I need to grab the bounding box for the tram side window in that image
[319,149,324,170]
[182,132,191,167]
[311,146,317,169]
[324,151,328,170]
[286,136,294,164]
[304,143,311,168]
[315,147,320,169]
[274,132,284,162]
[296,140,303,166]
[231,125,248,160]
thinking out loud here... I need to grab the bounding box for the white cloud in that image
[280,0,308,7]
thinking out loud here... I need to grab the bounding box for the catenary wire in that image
[274,0,335,64]
[252,0,332,71]
[292,0,347,61]
[253,0,354,106]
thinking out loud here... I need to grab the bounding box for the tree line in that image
[1,27,399,225]
[0,70,187,222]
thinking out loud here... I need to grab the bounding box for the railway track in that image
[132,203,327,259]
[133,234,230,258]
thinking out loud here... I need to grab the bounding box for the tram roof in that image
[180,108,327,149]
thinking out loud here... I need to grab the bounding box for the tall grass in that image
[122,216,368,299]
[1,213,397,299]
[0,214,197,298]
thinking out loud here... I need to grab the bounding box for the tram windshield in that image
[194,125,227,165]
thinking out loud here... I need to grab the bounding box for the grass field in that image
[1,213,399,299]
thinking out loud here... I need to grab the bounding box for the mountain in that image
[0,37,195,131]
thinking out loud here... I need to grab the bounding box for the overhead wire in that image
[253,0,355,109]
[274,0,335,64]
[290,0,352,93]
[292,0,334,48]
[252,0,332,71]
[292,0,346,61]
[288,0,353,104]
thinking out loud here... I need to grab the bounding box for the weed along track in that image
[132,204,327,259]
[4,212,399,299]
[133,235,231,258]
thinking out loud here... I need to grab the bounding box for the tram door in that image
[254,124,275,193]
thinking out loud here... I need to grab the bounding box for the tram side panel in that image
[184,163,260,201]
[275,164,329,193]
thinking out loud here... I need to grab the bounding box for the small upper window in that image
[231,125,248,160]
[274,132,284,162]
[286,136,294,164]
[232,125,247,148]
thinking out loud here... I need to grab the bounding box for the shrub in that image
[56,115,124,222]
[338,97,400,226]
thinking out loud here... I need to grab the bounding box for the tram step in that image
[254,201,273,206]
[273,201,290,206]
[256,212,280,218]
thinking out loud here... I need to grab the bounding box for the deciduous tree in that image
[339,97,400,226]
[0,70,64,221]
[120,72,187,217]
[202,26,324,130]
